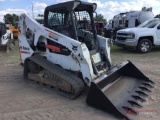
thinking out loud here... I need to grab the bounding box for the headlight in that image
[126,33,135,39]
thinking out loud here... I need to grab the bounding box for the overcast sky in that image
[0,0,160,22]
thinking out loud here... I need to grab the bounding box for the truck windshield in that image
[137,19,160,28]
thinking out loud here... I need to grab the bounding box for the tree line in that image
[3,13,107,25]
[3,14,44,25]
[155,14,160,18]
[3,13,160,26]
[3,14,19,26]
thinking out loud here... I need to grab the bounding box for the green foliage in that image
[94,14,107,24]
[36,14,44,24]
[155,14,160,18]
[37,14,44,17]
[3,14,19,25]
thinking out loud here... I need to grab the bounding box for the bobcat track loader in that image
[18,1,154,120]
[0,22,15,53]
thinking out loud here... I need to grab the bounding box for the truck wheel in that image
[137,39,152,53]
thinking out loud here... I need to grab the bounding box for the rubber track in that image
[24,55,85,99]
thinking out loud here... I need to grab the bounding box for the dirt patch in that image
[0,46,159,120]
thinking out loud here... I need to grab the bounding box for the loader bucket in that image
[86,61,155,120]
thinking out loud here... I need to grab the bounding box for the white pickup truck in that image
[115,18,160,53]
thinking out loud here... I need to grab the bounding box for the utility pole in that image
[32,3,34,19]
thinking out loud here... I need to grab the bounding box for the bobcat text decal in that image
[20,46,30,54]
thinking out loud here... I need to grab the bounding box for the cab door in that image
[0,23,2,38]
[0,23,7,37]
[156,24,160,45]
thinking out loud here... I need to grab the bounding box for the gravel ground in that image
[0,45,159,120]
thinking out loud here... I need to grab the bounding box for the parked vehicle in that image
[0,22,15,52]
[7,25,20,39]
[115,18,160,53]
[105,7,154,40]
[77,20,105,36]
[95,21,105,36]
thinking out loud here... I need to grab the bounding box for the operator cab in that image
[44,0,97,51]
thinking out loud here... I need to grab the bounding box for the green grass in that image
[110,45,122,53]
